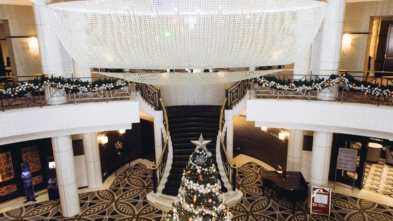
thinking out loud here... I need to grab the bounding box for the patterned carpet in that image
[363,160,393,198]
[1,161,393,221]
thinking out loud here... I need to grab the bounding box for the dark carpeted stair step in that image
[162,186,179,196]
[162,105,227,197]
[170,127,218,134]
[169,120,219,127]
[171,132,217,139]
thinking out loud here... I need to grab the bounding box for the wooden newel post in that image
[232,167,237,191]
[152,164,158,193]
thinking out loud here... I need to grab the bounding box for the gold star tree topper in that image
[191,134,211,151]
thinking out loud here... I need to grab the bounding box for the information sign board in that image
[310,186,331,216]
[337,148,357,172]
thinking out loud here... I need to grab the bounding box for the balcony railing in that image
[251,70,393,106]
[0,75,161,111]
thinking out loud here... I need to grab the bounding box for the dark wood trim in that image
[5,35,36,39]
[344,32,369,35]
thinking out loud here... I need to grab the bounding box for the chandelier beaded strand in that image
[46,0,326,69]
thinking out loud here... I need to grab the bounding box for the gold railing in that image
[219,98,237,191]
[151,98,170,192]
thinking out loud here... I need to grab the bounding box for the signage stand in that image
[47,160,59,200]
[310,186,332,216]
[334,147,358,193]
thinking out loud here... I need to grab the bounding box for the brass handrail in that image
[152,98,169,169]
[219,98,237,169]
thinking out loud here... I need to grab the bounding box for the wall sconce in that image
[98,135,108,145]
[28,36,39,59]
[261,127,268,132]
[342,33,352,55]
[118,129,126,135]
[278,130,290,141]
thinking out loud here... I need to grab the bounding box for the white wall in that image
[0,101,140,145]
[74,155,88,188]
[340,1,393,71]
[159,83,229,106]
[0,5,41,75]
[248,99,393,140]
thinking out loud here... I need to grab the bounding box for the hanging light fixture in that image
[46,0,326,70]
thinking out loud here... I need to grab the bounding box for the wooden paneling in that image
[233,116,288,169]
[99,119,155,180]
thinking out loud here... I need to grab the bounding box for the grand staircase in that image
[162,105,227,196]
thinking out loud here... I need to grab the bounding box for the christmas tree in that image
[167,134,232,221]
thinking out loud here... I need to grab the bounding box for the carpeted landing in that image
[1,162,393,221]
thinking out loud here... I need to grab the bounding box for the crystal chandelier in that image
[97,69,281,85]
[46,0,326,70]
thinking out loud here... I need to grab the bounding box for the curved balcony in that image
[243,71,393,139]
[0,75,165,145]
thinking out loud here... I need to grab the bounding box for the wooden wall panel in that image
[233,116,288,169]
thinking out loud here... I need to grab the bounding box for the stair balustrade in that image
[218,98,237,191]
[135,83,161,110]
[226,80,251,109]
[151,98,170,193]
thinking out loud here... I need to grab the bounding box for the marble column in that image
[225,110,234,160]
[51,135,80,217]
[82,133,103,189]
[33,0,73,77]
[294,46,312,79]
[310,131,333,187]
[311,0,347,75]
[286,129,304,171]
[73,60,91,79]
[154,111,164,164]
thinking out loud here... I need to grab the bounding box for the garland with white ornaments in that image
[0,77,129,98]
[256,74,393,98]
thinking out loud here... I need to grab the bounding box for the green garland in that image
[256,74,393,98]
[0,77,129,98]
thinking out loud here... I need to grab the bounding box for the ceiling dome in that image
[47,0,326,69]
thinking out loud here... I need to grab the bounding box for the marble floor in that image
[1,160,393,221]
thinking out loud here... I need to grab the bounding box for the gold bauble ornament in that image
[208,198,212,203]
[188,218,193,221]
[193,195,197,203]
[198,174,203,181]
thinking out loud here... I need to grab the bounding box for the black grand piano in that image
[262,171,308,213]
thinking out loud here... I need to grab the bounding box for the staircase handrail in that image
[135,83,161,110]
[151,98,170,192]
[218,98,237,191]
[226,80,251,109]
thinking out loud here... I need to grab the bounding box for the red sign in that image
[310,186,331,216]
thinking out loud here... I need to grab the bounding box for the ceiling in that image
[0,0,388,6]
[347,0,385,2]
[0,0,32,6]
